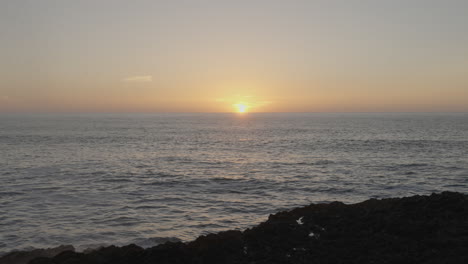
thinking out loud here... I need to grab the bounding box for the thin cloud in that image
[123,75,152,82]
[215,95,273,112]
[253,101,273,107]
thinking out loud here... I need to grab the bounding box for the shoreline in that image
[1,192,467,264]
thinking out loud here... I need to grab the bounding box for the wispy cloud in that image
[214,95,273,112]
[123,75,152,82]
[253,100,273,107]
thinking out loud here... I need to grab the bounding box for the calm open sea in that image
[1,113,467,254]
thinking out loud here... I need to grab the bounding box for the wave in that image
[0,236,183,261]
[76,236,182,253]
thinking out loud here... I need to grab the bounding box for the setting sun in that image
[234,103,248,113]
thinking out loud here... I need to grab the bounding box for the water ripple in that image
[0,113,467,254]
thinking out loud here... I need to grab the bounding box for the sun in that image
[234,103,249,113]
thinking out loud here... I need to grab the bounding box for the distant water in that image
[1,113,467,254]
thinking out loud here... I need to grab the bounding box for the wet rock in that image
[28,244,144,264]
[4,192,468,264]
[187,230,245,264]
[0,245,74,264]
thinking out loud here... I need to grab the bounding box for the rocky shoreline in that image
[2,192,467,264]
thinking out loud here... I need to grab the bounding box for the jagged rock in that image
[0,245,74,264]
[2,192,467,264]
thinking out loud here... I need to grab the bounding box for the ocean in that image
[1,113,467,254]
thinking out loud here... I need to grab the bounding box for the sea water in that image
[1,113,467,254]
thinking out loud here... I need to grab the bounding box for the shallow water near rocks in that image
[1,113,467,254]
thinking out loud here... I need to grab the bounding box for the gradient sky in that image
[1,0,467,112]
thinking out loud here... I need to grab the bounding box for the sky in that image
[1,0,468,113]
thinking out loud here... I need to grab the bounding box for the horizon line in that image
[1,111,468,115]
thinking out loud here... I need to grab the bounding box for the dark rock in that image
[187,230,245,264]
[0,245,74,264]
[3,192,467,264]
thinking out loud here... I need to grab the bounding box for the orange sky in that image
[1,0,468,113]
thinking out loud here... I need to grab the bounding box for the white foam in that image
[296,217,304,225]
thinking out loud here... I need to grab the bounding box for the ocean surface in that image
[1,113,467,254]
